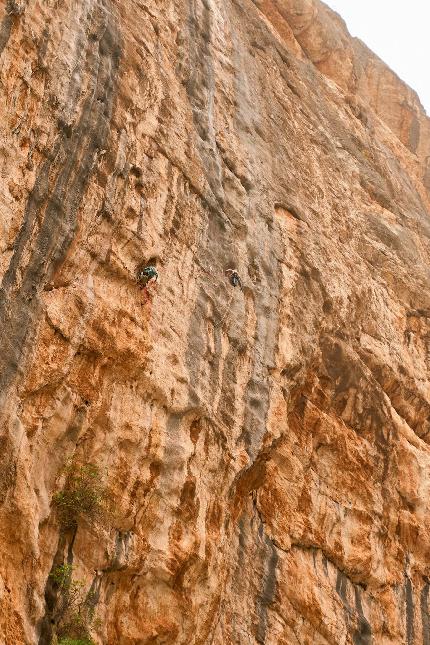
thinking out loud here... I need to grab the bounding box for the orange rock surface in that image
[1,0,430,643]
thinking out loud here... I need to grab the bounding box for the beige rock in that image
[1,0,430,643]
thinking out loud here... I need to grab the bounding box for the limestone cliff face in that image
[1,0,430,643]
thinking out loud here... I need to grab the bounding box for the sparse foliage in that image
[58,638,95,645]
[49,565,98,645]
[53,462,107,530]
[50,564,73,589]
[49,462,108,643]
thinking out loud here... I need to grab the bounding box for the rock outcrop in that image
[1,0,430,643]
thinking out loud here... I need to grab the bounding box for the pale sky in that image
[323,0,430,115]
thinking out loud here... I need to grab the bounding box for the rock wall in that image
[0,0,430,643]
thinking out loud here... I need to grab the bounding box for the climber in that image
[225,268,241,288]
[137,265,158,288]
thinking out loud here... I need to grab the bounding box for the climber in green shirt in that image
[137,265,158,288]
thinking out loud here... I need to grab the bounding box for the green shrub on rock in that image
[58,639,95,645]
[49,564,98,645]
[53,463,107,529]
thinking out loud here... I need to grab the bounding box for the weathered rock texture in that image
[1,0,430,643]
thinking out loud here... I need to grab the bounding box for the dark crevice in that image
[421,581,430,645]
[406,576,415,645]
[334,570,372,645]
[256,532,278,644]
[247,498,279,645]
[38,526,77,645]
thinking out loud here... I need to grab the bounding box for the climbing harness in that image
[225,268,242,288]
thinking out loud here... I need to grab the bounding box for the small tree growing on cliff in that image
[49,564,97,645]
[53,462,108,530]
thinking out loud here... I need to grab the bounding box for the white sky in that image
[323,0,430,115]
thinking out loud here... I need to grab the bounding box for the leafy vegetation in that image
[53,462,107,529]
[57,639,95,645]
[49,565,98,645]
[50,564,73,588]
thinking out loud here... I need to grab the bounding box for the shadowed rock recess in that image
[1,0,430,643]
